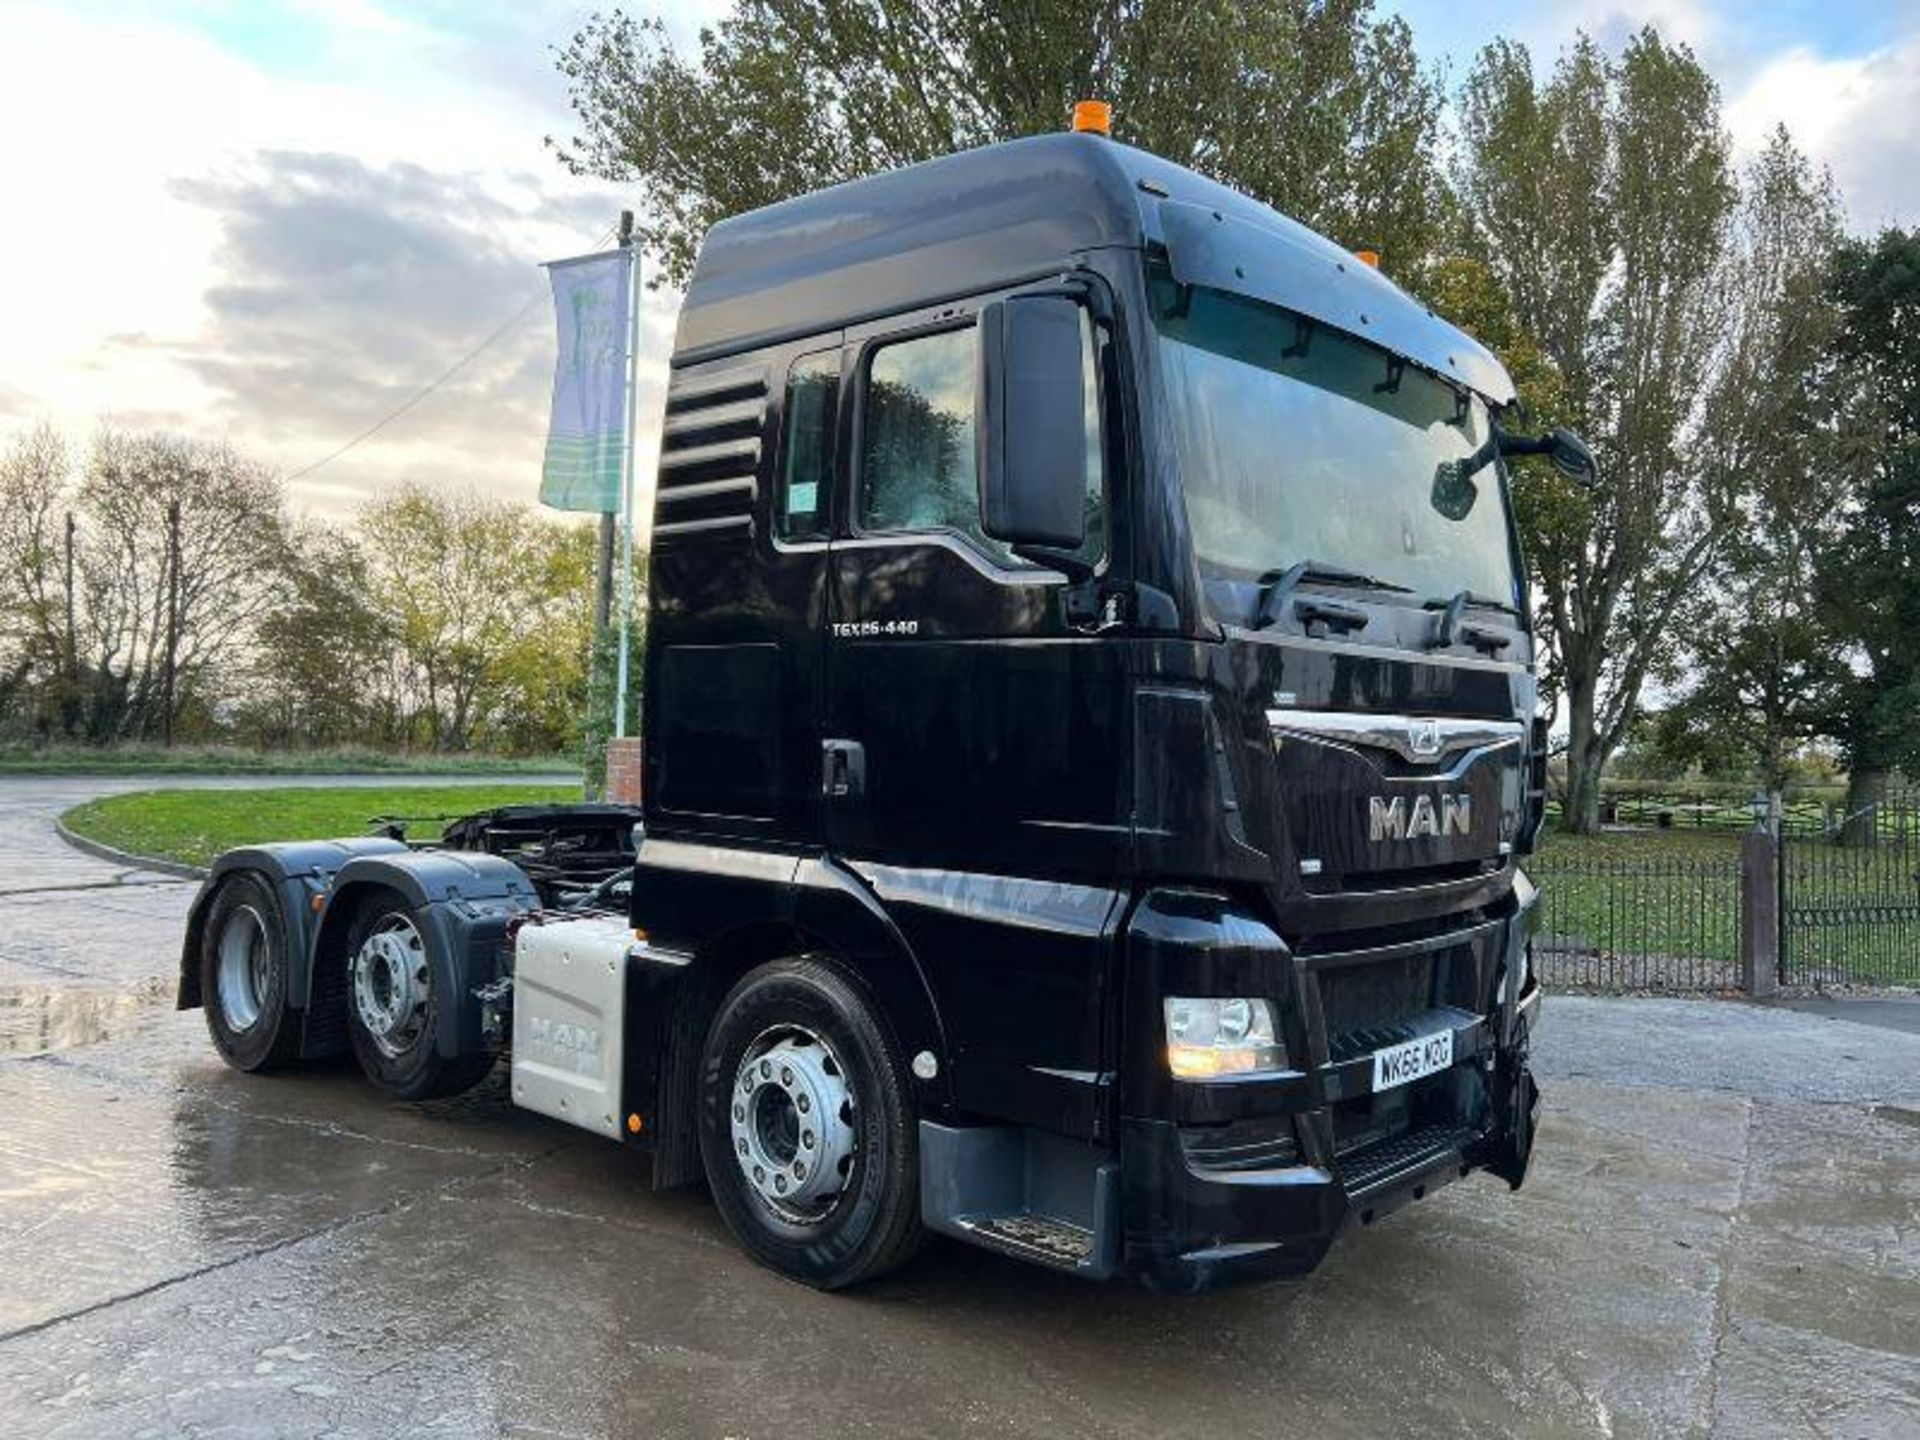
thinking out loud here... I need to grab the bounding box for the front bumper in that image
[1117,884,1543,1292]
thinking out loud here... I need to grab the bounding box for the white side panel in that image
[511,915,633,1139]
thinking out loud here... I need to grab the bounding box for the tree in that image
[554,0,1448,288]
[73,430,292,743]
[357,487,599,753]
[1647,132,1851,793]
[1815,227,1920,837]
[237,525,394,750]
[0,426,75,736]
[1455,34,1833,832]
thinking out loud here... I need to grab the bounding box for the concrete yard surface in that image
[1,776,1917,1437]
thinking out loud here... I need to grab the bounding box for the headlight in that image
[1164,997,1286,1079]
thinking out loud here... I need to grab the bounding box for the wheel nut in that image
[801,1130,814,1149]
[793,1161,805,1178]
[796,1094,810,1113]
[759,1060,771,1079]
[733,1104,744,1122]
[753,1165,765,1183]
[781,1066,793,1086]
[774,1174,788,1193]
[738,1138,748,1155]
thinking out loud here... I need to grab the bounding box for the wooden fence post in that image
[1740,824,1780,997]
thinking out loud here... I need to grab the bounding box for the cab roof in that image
[673,132,1514,406]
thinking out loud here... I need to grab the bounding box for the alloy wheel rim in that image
[351,915,431,1059]
[729,1025,858,1223]
[215,904,269,1032]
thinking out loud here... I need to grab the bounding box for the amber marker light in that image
[627,1113,643,1135]
[1355,249,1381,269]
[1072,100,1112,137]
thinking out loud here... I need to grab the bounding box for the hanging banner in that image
[539,247,633,512]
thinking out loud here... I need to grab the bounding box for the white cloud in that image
[1727,40,1920,231]
[0,1,683,524]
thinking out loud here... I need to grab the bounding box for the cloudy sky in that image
[1,0,1915,531]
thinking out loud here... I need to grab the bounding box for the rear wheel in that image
[199,872,301,1072]
[698,958,924,1289]
[343,897,493,1101]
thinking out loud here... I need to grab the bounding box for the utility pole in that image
[594,513,615,634]
[63,512,78,738]
[162,499,181,747]
[62,511,76,677]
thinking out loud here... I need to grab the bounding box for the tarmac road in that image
[1,775,1917,1438]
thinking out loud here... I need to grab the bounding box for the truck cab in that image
[628,131,1543,1289]
[180,128,1546,1294]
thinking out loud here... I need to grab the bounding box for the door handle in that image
[822,739,867,799]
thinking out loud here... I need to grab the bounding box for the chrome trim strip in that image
[1266,708,1525,765]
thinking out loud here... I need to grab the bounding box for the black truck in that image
[181,125,1571,1293]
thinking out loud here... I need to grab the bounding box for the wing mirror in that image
[1500,425,1600,487]
[976,292,1090,574]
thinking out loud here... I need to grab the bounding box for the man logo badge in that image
[1369,794,1472,842]
[1407,718,1443,759]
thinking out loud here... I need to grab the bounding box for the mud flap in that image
[1487,1020,1539,1191]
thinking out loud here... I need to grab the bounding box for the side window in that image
[859,327,988,548]
[859,319,1105,566]
[776,350,837,541]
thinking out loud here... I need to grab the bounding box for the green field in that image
[62,783,582,867]
[2,742,580,776]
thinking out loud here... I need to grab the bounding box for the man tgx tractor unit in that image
[182,125,1569,1293]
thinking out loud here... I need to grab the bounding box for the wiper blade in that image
[1425,588,1519,651]
[1253,559,1413,630]
[1423,588,1518,616]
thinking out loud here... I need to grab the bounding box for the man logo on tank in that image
[1369,794,1472,842]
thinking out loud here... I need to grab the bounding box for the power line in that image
[282,221,621,485]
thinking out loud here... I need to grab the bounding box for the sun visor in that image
[1158,200,1515,406]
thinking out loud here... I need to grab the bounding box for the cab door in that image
[822,293,1128,1135]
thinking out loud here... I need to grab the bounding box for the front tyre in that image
[199,871,301,1072]
[343,897,493,1101]
[698,958,924,1289]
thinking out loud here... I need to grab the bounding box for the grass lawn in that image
[1,742,580,776]
[62,783,582,867]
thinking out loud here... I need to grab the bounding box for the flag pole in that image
[614,211,638,741]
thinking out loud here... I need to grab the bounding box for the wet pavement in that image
[1,776,1917,1437]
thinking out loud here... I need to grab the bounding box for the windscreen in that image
[1149,272,1521,623]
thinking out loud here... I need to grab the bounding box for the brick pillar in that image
[605,736,644,806]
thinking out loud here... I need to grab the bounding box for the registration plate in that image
[1372,1031,1454,1092]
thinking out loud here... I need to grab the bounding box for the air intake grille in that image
[1319,952,1434,1057]
[654,365,767,542]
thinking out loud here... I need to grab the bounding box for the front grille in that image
[1319,953,1433,1051]
[1181,1118,1300,1172]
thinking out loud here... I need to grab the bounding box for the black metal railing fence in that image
[1779,800,1920,987]
[1529,851,1742,992]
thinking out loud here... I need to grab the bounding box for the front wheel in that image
[343,898,493,1101]
[698,958,924,1289]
